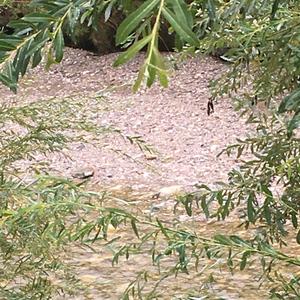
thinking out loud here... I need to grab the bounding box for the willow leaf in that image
[162,7,198,46]
[169,0,192,28]
[116,0,160,45]
[53,27,64,62]
[113,34,152,67]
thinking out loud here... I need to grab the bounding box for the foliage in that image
[0,0,300,299]
[0,0,198,91]
[0,94,155,299]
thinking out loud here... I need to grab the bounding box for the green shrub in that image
[0,0,300,299]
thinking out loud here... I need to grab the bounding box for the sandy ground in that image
[0,48,267,300]
[0,47,251,192]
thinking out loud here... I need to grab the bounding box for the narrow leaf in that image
[207,0,216,20]
[214,234,231,245]
[271,0,280,19]
[113,35,152,67]
[153,47,168,88]
[287,110,300,134]
[22,13,57,24]
[53,27,64,62]
[247,193,255,223]
[162,7,198,46]
[0,73,17,92]
[25,35,49,58]
[170,0,192,28]
[105,0,116,22]
[116,0,160,45]
[0,41,16,51]
[133,63,146,92]
[278,87,300,113]
[146,50,157,87]
[240,251,250,271]
[291,212,298,229]
[32,49,42,68]
[297,229,300,244]
[131,219,139,238]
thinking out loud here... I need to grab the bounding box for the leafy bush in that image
[0,94,154,299]
[0,0,300,299]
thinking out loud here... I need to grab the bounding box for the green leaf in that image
[264,205,272,225]
[20,56,31,77]
[25,34,50,58]
[247,193,255,223]
[214,234,231,245]
[216,191,223,206]
[200,197,210,218]
[14,41,32,77]
[278,87,300,113]
[184,198,192,216]
[32,49,42,68]
[162,7,198,46]
[261,184,273,198]
[8,19,33,29]
[0,35,22,47]
[0,40,16,52]
[105,0,116,22]
[53,27,64,62]
[131,219,139,238]
[296,229,300,244]
[287,110,300,134]
[0,73,17,92]
[291,212,298,229]
[0,41,16,52]
[146,49,157,87]
[271,0,280,19]
[114,35,152,67]
[240,251,250,271]
[22,13,57,24]
[116,0,160,45]
[133,63,146,92]
[156,218,169,239]
[169,0,193,28]
[207,0,216,20]
[5,62,16,83]
[153,47,168,88]
[230,235,250,247]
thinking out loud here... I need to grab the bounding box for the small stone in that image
[76,143,85,150]
[150,206,160,213]
[144,153,158,160]
[72,169,94,179]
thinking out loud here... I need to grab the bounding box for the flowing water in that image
[59,187,299,300]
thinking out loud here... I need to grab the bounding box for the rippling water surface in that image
[58,187,298,300]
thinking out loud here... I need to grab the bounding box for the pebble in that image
[72,169,94,179]
[144,153,158,160]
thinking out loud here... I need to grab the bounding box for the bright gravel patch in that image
[0,47,252,191]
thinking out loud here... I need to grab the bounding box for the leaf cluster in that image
[1,0,300,299]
